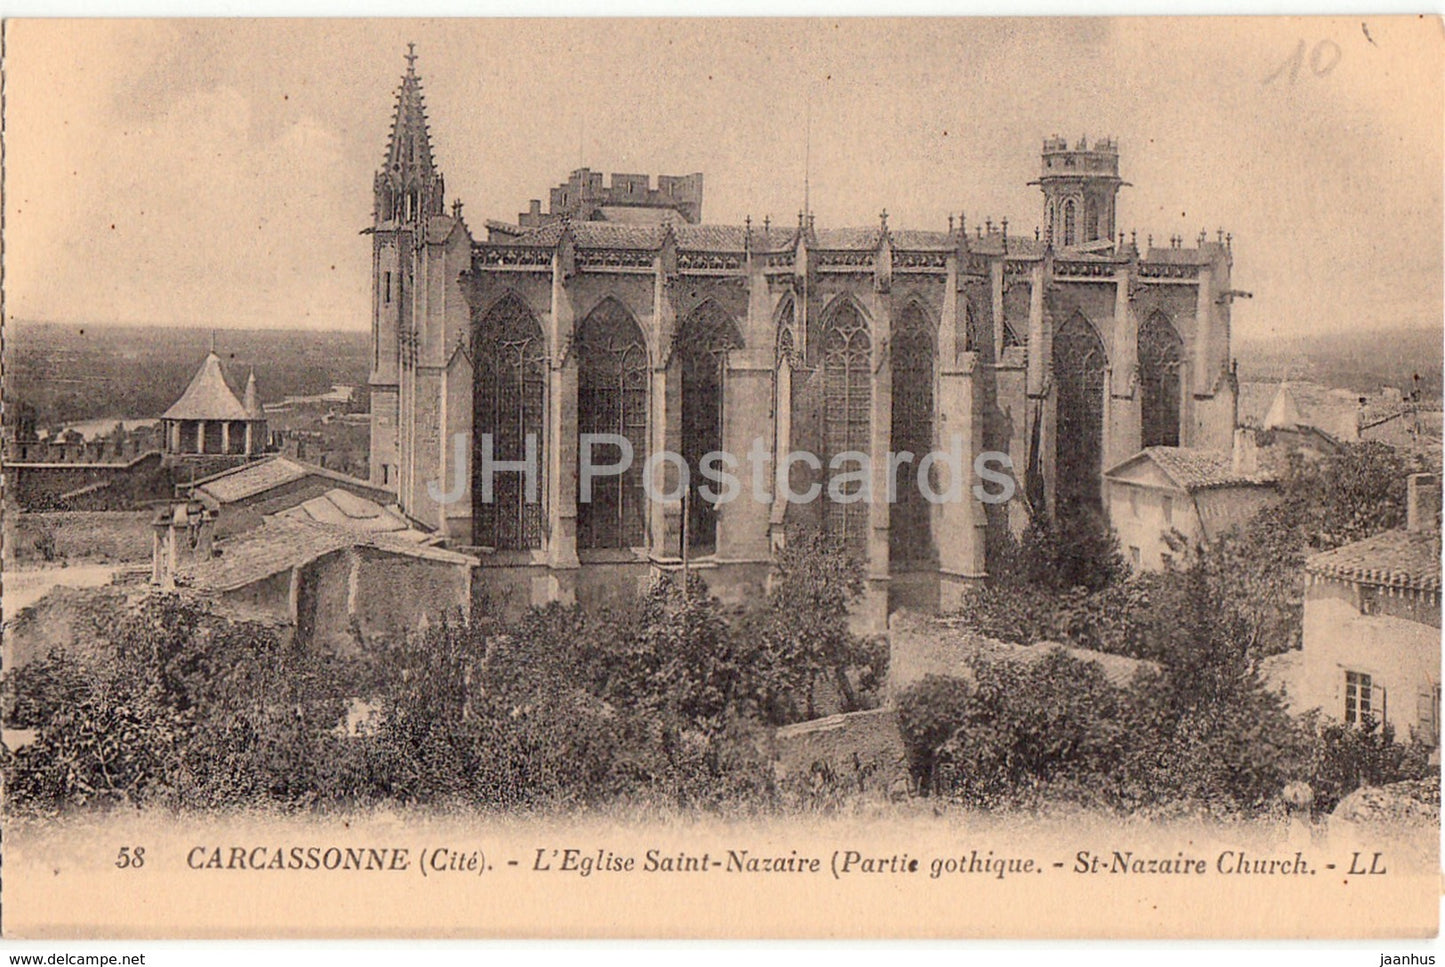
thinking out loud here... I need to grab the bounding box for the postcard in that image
[2,16,1441,940]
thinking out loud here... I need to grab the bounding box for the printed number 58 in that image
[115,846,146,869]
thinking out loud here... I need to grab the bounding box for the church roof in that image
[485,220,979,256]
[1306,529,1441,593]
[162,352,252,422]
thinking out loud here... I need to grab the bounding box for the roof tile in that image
[1306,529,1441,593]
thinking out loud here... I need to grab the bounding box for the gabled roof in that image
[1104,446,1276,492]
[162,352,251,422]
[1305,529,1441,593]
[191,455,394,507]
[1263,382,1304,429]
[275,488,410,533]
[180,518,477,592]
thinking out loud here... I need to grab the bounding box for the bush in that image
[1307,713,1435,814]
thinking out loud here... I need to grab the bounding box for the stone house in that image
[1291,473,1441,742]
[1102,430,1278,571]
[152,507,477,654]
[186,455,402,540]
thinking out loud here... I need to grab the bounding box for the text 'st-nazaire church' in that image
[366,48,1242,625]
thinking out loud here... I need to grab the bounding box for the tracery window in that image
[822,301,872,553]
[960,299,981,355]
[1003,283,1030,350]
[677,301,742,553]
[577,299,649,549]
[472,294,547,550]
[1139,312,1184,448]
[1062,200,1077,247]
[891,303,935,564]
[1054,310,1106,515]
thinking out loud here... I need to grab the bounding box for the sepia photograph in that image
[1,15,1441,946]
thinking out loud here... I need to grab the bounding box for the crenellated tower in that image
[1032,136,1127,248]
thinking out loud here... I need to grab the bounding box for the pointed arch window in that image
[960,299,981,355]
[677,301,743,552]
[472,295,547,550]
[1139,312,1184,448]
[892,303,935,564]
[1054,311,1107,514]
[1003,283,1030,350]
[577,300,649,550]
[1062,200,1077,247]
[821,301,872,553]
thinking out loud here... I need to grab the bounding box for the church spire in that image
[374,43,445,226]
[385,42,436,175]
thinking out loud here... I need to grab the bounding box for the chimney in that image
[152,501,217,587]
[1406,472,1441,533]
[1232,427,1259,477]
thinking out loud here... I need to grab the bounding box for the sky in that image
[3,17,1442,343]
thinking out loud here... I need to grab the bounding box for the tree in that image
[750,531,879,722]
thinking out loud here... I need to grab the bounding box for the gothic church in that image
[367,49,1241,625]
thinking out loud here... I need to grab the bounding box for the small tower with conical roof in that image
[161,350,268,465]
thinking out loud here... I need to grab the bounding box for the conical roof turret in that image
[163,352,250,422]
[242,369,265,421]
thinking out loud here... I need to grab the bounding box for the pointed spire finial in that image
[209,331,217,355]
[948,214,954,234]
[879,208,888,234]
[405,42,418,75]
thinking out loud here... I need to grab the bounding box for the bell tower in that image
[1033,136,1126,248]
[368,43,446,492]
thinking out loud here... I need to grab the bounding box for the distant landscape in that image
[1235,326,1443,400]
[4,322,371,430]
[3,319,1440,431]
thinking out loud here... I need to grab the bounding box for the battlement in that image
[519,167,704,226]
[1041,135,1120,178]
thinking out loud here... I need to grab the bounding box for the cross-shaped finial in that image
[879,208,889,233]
[405,43,418,73]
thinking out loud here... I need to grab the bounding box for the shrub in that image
[1306,713,1435,814]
